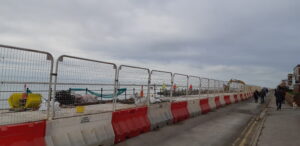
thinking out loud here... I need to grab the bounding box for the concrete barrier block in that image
[219,95,226,106]
[229,94,236,103]
[45,112,114,146]
[187,99,201,117]
[148,102,173,130]
[208,96,216,110]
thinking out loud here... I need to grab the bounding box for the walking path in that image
[257,94,300,146]
[116,99,263,146]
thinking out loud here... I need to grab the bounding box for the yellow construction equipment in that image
[8,93,42,110]
[224,79,246,92]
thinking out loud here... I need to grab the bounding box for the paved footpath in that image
[257,95,300,146]
[116,98,265,146]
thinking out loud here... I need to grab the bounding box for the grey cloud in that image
[0,0,300,87]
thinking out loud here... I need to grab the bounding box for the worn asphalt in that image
[116,97,266,146]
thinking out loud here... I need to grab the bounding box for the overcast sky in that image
[1,0,299,88]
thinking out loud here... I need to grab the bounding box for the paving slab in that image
[257,95,300,146]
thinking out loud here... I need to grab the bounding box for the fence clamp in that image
[51,73,57,76]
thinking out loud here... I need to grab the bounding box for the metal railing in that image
[0,44,54,125]
[172,73,189,98]
[51,55,118,119]
[0,44,251,125]
[116,65,150,109]
[150,70,172,103]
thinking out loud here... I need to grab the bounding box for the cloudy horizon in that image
[1,0,300,88]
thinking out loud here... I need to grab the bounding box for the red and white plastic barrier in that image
[112,106,150,144]
[200,98,211,114]
[171,101,190,123]
[1,93,255,146]
[223,95,231,105]
[214,96,222,109]
[240,94,244,101]
[0,120,46,146]
[219,95,226,106]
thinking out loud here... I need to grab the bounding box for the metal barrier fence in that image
[149,70,172,104]
[209,79,215,94]
[217,80,224,94]
[200,78,209,96]
[172,73,188,98]
[52,55,117,119]
[188,76,201,96]
[0,44,251,125]
[116,65,150,109]
[0,44,53,125]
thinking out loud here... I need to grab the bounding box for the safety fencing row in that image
[0,44,260,126]
[0,91,254,146]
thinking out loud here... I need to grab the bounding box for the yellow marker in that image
[76,106,85,113]
[162,83,167,90]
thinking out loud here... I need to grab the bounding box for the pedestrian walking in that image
[260,88,267,104]
[254,90,259,103]
[275,86,284,110]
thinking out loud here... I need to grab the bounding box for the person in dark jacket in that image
[260,89,266,104]
[275,86,285,110]
[253,90,259,103]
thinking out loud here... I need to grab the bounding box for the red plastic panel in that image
[234,94,239,103]
[240,94,244,101]
[224,95,231,105]
[200,98,211,114]
[0,120,46,146]
[112,106,150,144]
[214,96,222,109]
[171,101,190,123]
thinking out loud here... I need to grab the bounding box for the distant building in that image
[281,79,288,86]
[293,65,300,92]
[294,64,300,83]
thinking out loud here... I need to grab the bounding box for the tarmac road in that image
[116,97,267,146]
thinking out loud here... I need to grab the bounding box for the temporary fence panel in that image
[216,80,223,94]
[52,55,117,119]
[172,73,188,99]
[229,82,237,93]
[188,76,201,97]
[209,79,216,95]
[220,81,226,94]
[216,80,222,94]
[116,65,150,109]
[200,78,209,97]
[223,81,228,93]
[0,44,53,125]
[149,70,172,104]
